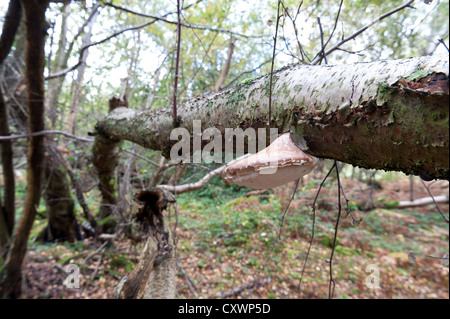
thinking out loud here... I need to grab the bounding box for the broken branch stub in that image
[222,132,318,189]
[116,188,176,299]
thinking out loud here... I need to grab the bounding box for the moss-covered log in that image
[95,55,449,180]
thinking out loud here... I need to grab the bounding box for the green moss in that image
[262,75,279,97]
[385,201,399,209]
[334,245,362,257]
[226,88,247,109]
[376,81,394,105]
[407,68,431,81]
[239,76,259,85]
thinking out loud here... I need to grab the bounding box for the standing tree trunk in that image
[0,0,22,250]
[214,37,236,92]
[92,97,127,233]
[0,0,48,298]
[39,145,81,242]
[65,4,100,135]
[46,2,70,129]
[42,2,100,242]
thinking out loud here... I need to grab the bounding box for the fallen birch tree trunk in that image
[94,54,449,180]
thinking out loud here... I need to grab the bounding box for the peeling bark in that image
[95,55,449,180]
[115,188,176,299]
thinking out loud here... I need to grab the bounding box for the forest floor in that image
[21,172,449,299]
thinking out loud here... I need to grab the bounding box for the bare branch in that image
[268,0,282,123]
[311,0,415,65]
[101,0,201,20]
[102,1,268,39]
[123,149,160,167]
[0,130,94,142]
[222,57,273,90]
[46,0,199,80]
[215,277,271,298]
[276,179,299,241]
[172,0,182,127]
[158,154,250,194]
[421,179,449,223]
[279,0,310,63]
[317,17,327,65]
[299,162,336,295]
[46,20,156,80]
[328,160,343,299]
[176,259,198,298]
[438,38,449,53]
[318,0,344,58]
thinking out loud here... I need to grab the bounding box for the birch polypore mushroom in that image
[222,132,318,189]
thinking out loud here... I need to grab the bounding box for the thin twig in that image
[438,38,449,52]
[279,0,310,63]
[299,161,335,295]
[102,1,267,39]
[216,277,271,298]
[0,130,94,142]
[277,179,300,241]
[328,160,343,299]
[158,154,251,194]
[123,149,160,167]
[176,260,198,298]
[318,0,344,59]
[83,241,109,265]
[91,250,104,280]
[421,179,449,223]
[268,0,282,124]
[173,0,182,127]
[339,183,362,225]
[310,0,415,65]
[46,20,157,80]
[178,32,218,97]
[222,57,273,90]
[317,17,327,65]
[47,1,199,80]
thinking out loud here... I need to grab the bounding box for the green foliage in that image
[177,173,252,209]
[407,68,431,81]
[97,216,113,227]
[334,245,362,257]
[109,254,135,272]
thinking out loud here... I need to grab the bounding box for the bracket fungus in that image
[222,132,319,189]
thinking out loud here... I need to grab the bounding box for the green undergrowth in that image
[174,175,448,298]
